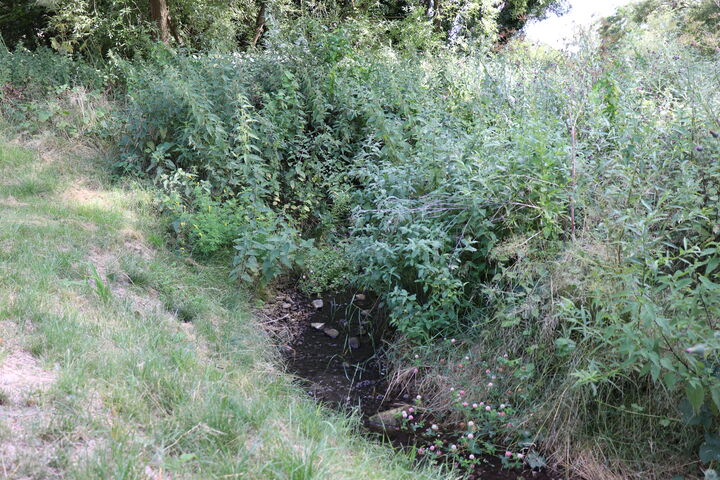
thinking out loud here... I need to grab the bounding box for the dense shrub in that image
[115,25,720,473]
[4,0,565,60]
[40,0,259,57]
[0,46,104,94]
[298,244,354,295]
[0,0,50,50]
[601,0,720,53]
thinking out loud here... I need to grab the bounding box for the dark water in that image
[280,291,568,480]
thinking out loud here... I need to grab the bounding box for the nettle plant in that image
[475,38,720,468]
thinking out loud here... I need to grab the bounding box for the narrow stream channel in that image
[277,292,568,480]
[282,291,390,416]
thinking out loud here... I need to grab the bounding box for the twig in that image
[570,122,577,240]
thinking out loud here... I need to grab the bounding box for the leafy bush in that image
[162,184,247,257]
[0,46,104,95]
[0,47,112,138]
[298,244,354,295]
[601,0,720,53]
[0,0,50,50]
[231,208,313,286]
[41,0,260,57]
[157,172,312,284]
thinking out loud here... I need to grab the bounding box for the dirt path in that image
[0,346,57,479]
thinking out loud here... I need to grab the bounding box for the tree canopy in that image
[1,0,567,56]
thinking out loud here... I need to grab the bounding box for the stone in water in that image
[323,328,339,339]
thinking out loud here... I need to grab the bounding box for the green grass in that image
[0,137,448,480]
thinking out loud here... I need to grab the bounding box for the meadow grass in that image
[0,137,448,480]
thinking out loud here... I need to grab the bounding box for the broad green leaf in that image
[707,257,720,275]
[686,382,705,413]
[663,372,679,390]
[700,434,720,464]
[711,385,720,412]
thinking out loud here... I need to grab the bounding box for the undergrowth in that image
[111,27,720,477]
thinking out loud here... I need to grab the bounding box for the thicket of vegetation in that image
[2,0,720,478]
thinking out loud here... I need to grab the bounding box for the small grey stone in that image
[348,337,360,349]
[323,328,339,339]
[355,293,366,301]
[367,406,409,431]
[310,322,325,330]
[312,299,324,309]
[281,302,292,310]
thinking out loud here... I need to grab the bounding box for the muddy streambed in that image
[281,291,389,415]
[276,291,567,480]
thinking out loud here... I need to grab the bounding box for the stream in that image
[273,291,568,480]
[281,291,390,415]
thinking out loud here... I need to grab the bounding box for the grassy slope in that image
[0,136,447,480]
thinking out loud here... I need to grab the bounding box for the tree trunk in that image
[432,0,441,27]
[448,2,469,44]
[251,1,267,48]
[149,0,170,43]
[426,0,441,30]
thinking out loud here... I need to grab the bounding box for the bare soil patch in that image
[0,348,58,479]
